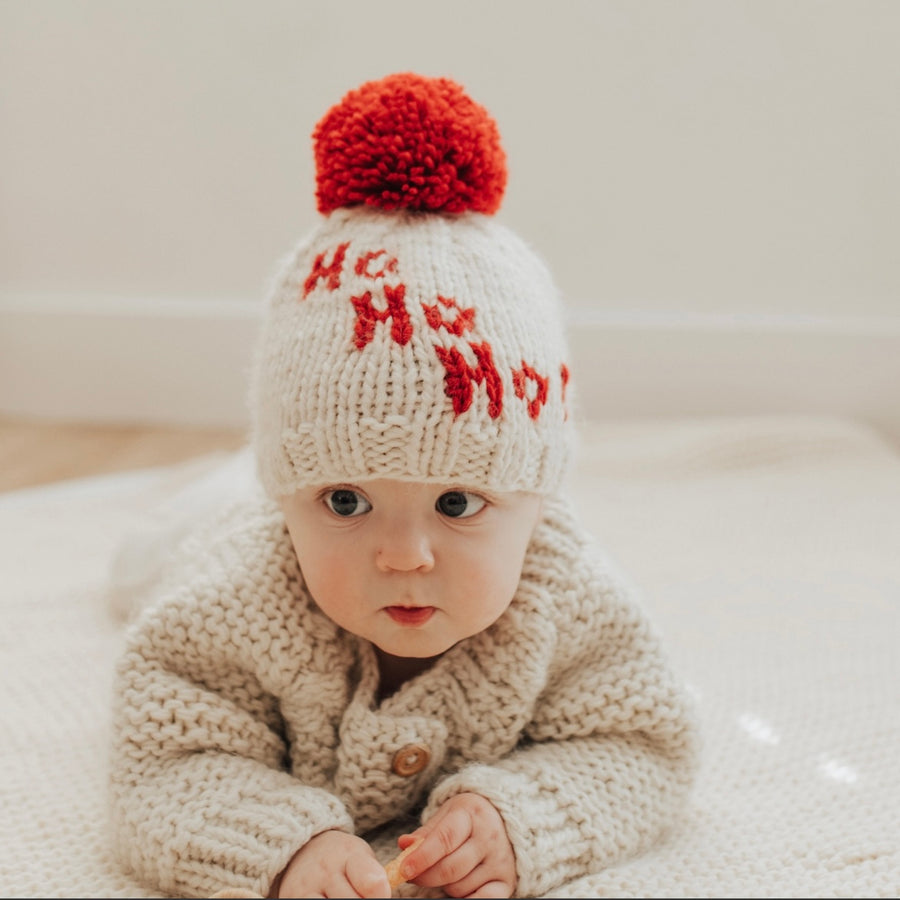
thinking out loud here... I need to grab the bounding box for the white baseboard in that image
[568,309,900,446]
[0,295,260,429]
[2,295,899,444]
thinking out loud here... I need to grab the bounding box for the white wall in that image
[2,1,899,435]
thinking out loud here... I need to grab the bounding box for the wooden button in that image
[391,743,430,777]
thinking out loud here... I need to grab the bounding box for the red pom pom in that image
[313,73,507,215]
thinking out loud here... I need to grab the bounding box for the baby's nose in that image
[375,525,435,573]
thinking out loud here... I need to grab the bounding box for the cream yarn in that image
[251,207,572,497]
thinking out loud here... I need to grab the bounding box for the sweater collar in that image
[353,575,558,763]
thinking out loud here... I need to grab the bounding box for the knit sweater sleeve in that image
[108,500,354,899]
[422,497,700,897]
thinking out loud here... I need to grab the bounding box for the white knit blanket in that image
[2,415,898,898]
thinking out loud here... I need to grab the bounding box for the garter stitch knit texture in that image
[109,496,698,897]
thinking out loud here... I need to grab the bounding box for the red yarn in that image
[433,342,504,418]
[313,73,507,215]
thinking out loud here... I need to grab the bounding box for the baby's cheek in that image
[460,562,518,625]
[297,549,352,612]
[478,546,525,597]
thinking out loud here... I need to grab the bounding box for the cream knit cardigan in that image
[109,494,698,898]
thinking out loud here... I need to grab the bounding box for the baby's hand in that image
[396,793,516,898]
[275,830,391,899]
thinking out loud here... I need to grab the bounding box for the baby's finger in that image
[404,804,475,880]
[320,871,363,899]
[346,852,392,898]
[384,837,423,889]
[410,842,483,890]
[392,833,443,882]
[465,878,513,899]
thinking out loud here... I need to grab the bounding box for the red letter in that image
[433,341,503,418]
[560,363,570,420]
[303,242,350,298]
[351,283,413,350]
[512,362,549,420]
[422,295,476,337]
[354,249,399,279]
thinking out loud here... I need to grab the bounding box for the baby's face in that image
[281,479,543,659]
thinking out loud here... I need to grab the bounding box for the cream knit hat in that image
[251,73,573,498]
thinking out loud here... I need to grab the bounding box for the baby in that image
[110,73,698,899]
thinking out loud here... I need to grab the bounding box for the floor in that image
[0,415,247,493]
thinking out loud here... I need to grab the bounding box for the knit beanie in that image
[251,72,574,498]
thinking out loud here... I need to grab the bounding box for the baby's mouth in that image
[384,606,436,627]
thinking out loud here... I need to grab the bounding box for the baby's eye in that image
[436,491,487,519]
[324,489,372,518]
